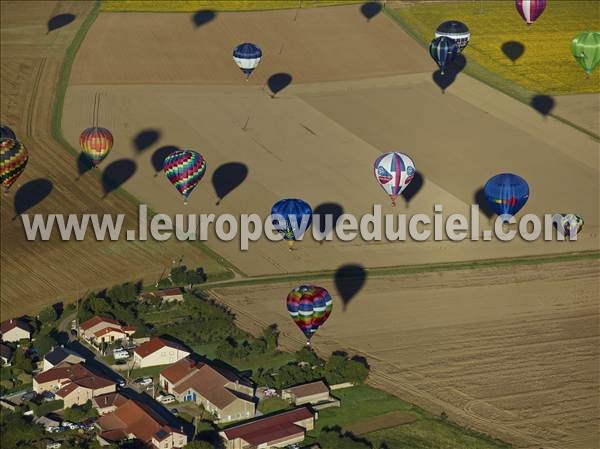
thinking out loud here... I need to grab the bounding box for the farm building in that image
[220,407,315,449]
[133,337,190,368]
[0,319,31,342]
[139,288,184,303]
[282,380,332,406]
[160,357,255,423]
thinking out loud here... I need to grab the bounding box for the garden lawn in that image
[389,0,600,95]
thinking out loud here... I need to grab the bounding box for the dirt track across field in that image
[211,260,600,449]
[0,1,226,317]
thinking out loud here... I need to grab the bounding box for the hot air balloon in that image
[1,125,16,141]
[435,21,470,52]
[515,0,546,26]
[80,127,113,167]
[571,32,600,76]
[287,285,333,344]
[233,43,262,80]
[271,198,312,251]
[561,213,584,238]
[429,36,458,75]
[1,138,29,192]
[374,152,416,207]
[483,173,529,219]
[163,150,207,205]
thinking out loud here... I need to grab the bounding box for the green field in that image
[389,0,600,95]
[101,0,360,12]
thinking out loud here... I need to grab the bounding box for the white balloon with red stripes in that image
[374,152,416,207]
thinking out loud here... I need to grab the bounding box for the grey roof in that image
[44,346,83,366]
[0,344,13,360]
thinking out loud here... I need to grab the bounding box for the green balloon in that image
[571,31,600,75]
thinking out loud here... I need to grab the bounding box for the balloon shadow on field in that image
[432,53,467,94]
[13,179,53,219]
[313,202,344,243]
[530,95,555,117]
[474,187,495,220]
[360,1,382,21]
[335,264,368,311]
[47,13,75,33]
[401,171,424,206]
[212,162,248,205]
[151,145,179,177]
[76,152,94,180]
[192,10,216,28]
[102,159,136,198]
[267,73,292,98]
[134,129,161,153]
[501,41,525,64]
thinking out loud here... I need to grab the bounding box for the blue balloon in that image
[429,36,458,74]
[484,173,529,217]
[271,198,312,241]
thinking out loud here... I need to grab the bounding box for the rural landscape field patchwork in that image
[1,1,598,449]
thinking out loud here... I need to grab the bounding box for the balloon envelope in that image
[287,285,333,340]
[163,150,207,201]
[0,125,16,141]
[429,36,458,74]
[571,32,600,75]
[1,138,29,190]
[515,0,546,25]
[484,173,529,217]
[374,152,416,205]
[271,198,312,241]
[80,127,114,166]
[435,21,470,52]
[233,43,262,78]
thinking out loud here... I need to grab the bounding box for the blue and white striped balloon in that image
[429,36,458,75]
[233,43,262,79]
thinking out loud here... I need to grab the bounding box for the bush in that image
[28,399,64,417]
[64,400,97,422]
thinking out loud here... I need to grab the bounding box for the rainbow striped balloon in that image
[163,150,206,203]
[1,138,29,190]
[80,127,114,166]
[287,285,333,342]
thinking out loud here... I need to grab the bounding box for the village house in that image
[139,288,185,304]
[33,362,116,408]
[281,380,332,406]
[219,407,315,449]
[79,316,136,347]
[0,318,31,342]
[133,337,190,368]
[160,358,255,423]
[42,346,85,371]
[0,344,13,366]
[92,392,128,415]
[96,396,187,448]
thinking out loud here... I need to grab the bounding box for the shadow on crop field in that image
[13,179,53,219]
[212,162,248,206]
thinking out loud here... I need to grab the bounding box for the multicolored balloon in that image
[436,21,470,52]
[1,138,29,191]
[429,36,458,75]
[163,150,206,204]
[287,285,333,343]
[271,198,312,250]
[571,32,600,76]
[484,173,529,217]
[80,127,114,167]
[233,43,262,79]
[374,152,416,207]
[515,0,546,26]
[1,125,16,141]
[561,213,584,238]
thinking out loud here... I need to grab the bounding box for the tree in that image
[186,268,206,287]
[170,266,187,285]
[295,346,321,366]
[64,400,98,422]
[11,348,33,374]
[319,427,371,449]
[185,441,219,449]
[38,304,58,324]
[343,359,369,384]
[262,324,279,353]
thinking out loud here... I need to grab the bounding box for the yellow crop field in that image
[101,0,360,12]
[390,0,600,95]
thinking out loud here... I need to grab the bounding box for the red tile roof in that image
[0,319,31,334]
[34,362,115,391]
[55,382,82,398]
[287,380,329,398]
[223,407,314,442]
[151,288,183,297]
[134,337,187,359]
[160,357,196,383]
[94,327,126,338]
[79,316,120,331]
[93,392,128,410]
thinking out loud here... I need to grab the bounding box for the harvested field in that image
[344,410,417,435]
[0,1,227,318]
[211,260,600,449]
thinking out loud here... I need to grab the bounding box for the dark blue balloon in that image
[1,125,16,140]
[484,173,529,217]
[429,36,458,74]
[271,198,312,241]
